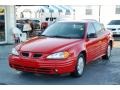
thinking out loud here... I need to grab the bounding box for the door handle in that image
[98,41,100,43]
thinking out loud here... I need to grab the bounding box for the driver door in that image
[86,23,101,62]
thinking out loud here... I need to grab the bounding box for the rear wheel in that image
[102,44,111,60]
[71,53,85,77]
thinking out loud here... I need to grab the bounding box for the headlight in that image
[11,48,19,56]
[47,51,70,59]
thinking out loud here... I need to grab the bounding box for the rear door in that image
[86,23,101,62]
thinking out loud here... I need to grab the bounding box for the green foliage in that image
[0,8,4,13]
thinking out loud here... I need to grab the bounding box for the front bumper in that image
[9,55,76,74]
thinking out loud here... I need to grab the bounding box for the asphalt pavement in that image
[0,41,120,85]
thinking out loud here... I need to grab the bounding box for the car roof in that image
[57,19,98,23]
[110,19,120,21]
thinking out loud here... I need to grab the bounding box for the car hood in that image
[107,25,120,28]
[19,37,81,53]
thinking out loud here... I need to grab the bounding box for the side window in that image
[87,23,96,36]
[93,22,102,32]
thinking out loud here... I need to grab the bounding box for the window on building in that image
[45,17,49,21]
[86,6,92,15]
[115,5,120,14]
[65,10,71,15]
[50,17,53,21]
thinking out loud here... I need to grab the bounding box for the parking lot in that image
[0,37,120,85]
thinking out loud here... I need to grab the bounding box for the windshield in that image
[32,20,40,23]
[108,20,120,25]
[41,22,85,39]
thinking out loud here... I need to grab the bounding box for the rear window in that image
[108,20,120,25]
[16,20,25,24]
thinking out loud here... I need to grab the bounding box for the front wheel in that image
[102,44,111,60]
[71,54,85,77]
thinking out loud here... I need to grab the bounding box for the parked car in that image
[9,19,113,77]
[16,18,41,31]
[12,27,27,43]
[16,23,24,31]
[31,19,41,29]
[107,20,120,35]
[16,19,41,37]
[41,21,48,29]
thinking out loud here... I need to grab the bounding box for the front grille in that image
[33,53,42,58]
[21,52,42,58]
[11,64,52,74]
[21,52,29,57]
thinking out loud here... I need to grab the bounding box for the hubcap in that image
[107,45,111,57]
[77,57,84,75]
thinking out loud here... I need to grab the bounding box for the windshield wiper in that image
[48,35,73,39]
[40,35,80,39]
[39,34,47,37]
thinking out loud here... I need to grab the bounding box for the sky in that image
[0,0,120,5]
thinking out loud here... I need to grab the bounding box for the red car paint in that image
[9,20,113,75]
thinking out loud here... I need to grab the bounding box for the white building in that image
[16,5,74,21]
[73,5,120,25]
[0,5,16,44]
[0,5,74,44]
[0,5,120,44]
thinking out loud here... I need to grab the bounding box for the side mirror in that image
[38,32,41,36]
[87,33,97,38]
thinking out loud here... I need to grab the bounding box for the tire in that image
[102,44,111,60]
[71,53,85,77]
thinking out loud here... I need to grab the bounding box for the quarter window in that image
[93,22,102,32]
[87,23,96,36]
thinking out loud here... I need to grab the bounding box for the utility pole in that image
[99,5,101,22]
[73,9,75,20]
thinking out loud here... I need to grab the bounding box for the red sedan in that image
[9,19,113,77]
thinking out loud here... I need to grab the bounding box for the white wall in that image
[73,5,120,26]
[100,5,120,25]
[73,6,99,21]
[5,5,16,44]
